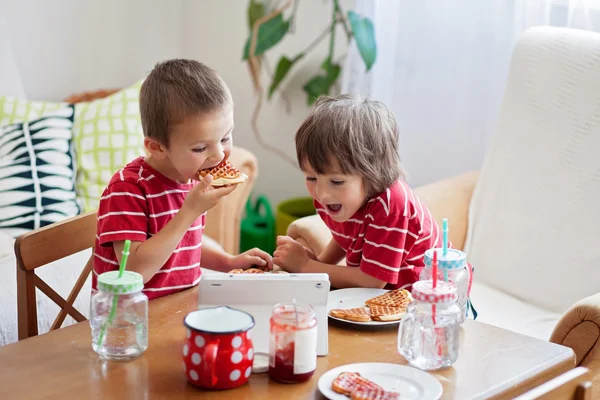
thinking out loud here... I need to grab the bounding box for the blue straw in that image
[442,218,448,256]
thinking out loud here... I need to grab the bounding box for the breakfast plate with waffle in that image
[327,288,413,326]
[317,362,442,400]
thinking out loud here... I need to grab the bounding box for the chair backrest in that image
[514,367,593,400]
[14,211,97,340]
[464,27,600,313]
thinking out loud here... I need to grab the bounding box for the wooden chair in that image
[14,211,97,340]
[514,367,593,400]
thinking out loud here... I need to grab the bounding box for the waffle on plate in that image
[328,289,412,323]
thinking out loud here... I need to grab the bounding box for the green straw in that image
[442,218,448,256]
[97,240,131,347]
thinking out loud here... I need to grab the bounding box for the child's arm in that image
[113,176,236,282]
[200,245,273,273]
[274,236,386,289]
[317,238,346,265]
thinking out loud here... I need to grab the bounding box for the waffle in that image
[197,160,247,186]
[365,289,412,309]
[368,305,406,322]
[329,307,371,323]
[228,268,264,274]
[350,386,401,400]
[331,372,383,396]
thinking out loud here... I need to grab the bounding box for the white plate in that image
[317,362,443,400]
[327,288,403,326]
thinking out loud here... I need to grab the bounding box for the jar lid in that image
[411,280,457,303]
[97,271,144,295]
[424,248,466,270]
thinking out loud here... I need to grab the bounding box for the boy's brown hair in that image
[139,59,231,146]
[295,93,404,198]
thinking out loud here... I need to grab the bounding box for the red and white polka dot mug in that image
[183,306,255,390]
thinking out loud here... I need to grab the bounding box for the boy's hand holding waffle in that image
[197,160,247,186]
[328,289,412,323]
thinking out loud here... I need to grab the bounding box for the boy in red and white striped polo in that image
[274,94,448,291]
[93,60,272,300]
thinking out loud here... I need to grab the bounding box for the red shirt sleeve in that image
[359,209,419,287]
[97,181,149,246]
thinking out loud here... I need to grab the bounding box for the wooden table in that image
[0,287,574,400]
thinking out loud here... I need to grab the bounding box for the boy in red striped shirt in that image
[274,94,447,291]
[93,59,272,300]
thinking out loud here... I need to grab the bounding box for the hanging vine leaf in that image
[247,0,266,31]
[303,58,341,105]
[348,11,377,71]
[242,14,290,60]
[268,54,302,99]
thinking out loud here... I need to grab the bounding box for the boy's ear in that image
[144,137,168,159]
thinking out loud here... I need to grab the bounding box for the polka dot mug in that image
[183,306,255,390]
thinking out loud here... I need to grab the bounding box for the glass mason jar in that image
[420,248,470,323]
[90,271,148,360]
[398,280,461,370]
[268,302,317,383]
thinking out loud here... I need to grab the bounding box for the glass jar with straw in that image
[90,240,148,360]
[420,218,474,323]
[398,251,461,370]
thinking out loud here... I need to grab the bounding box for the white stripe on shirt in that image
[94,252,119,265]
[398,183,409,217]
[364,239,408,253]
[155,262,201,274]
[99,192,145,201]
[146,189,189,199]
[149,209,179,218]
[98,211,146,220]
[376,196,389,216]
[369,224,419,240]
[143,274,202,292]
[100,229,146,237]
[362,256,415,272]
[173,242,202,253]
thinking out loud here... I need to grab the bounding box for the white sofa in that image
[288,26,600,390]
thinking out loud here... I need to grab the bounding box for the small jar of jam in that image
[268,301,317,383]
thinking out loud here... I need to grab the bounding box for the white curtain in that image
[342,0,600,186]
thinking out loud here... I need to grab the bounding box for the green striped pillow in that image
[72,79,146,211]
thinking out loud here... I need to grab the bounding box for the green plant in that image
[242,0,376,166]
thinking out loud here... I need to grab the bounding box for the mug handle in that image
[202,340,219,387]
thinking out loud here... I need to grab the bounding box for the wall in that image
[3,0,353,207]
[3,0,182,101]
[181,0,354,207]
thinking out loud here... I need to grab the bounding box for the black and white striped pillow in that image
[0,105,80,237]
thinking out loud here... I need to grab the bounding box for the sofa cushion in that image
[471,281,562,341]
[0,105,80,237]
[72,80,146,212]
[464,27,600,314]
[0,96,64,126]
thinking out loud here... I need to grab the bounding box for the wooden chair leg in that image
[17,268,38,340]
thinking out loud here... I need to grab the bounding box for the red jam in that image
[268,342,315,383]
[268,302,317,384]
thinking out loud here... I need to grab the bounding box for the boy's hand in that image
[182,174,237,217]
[229,248,274,271]
[273,236,312,273]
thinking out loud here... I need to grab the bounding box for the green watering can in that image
[240,195,275,255]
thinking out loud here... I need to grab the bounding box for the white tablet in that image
[197,273,330,356]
